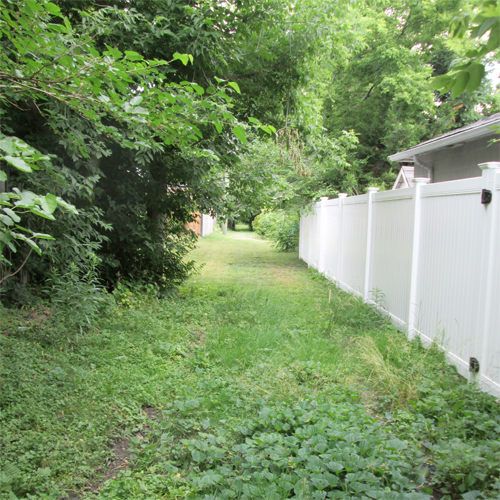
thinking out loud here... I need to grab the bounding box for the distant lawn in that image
[1,231,499,499]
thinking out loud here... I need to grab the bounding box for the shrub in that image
[253,209,299,252]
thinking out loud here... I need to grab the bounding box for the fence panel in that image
[479,172,500,393]
[200,214,217,237]
[340,196,368,295]
[370,191,414,326]
[415,179,484,378]
[322,200,341,280]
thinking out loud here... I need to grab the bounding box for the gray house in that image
[389,112,500,183]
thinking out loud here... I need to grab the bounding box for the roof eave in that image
[389,122,499,163]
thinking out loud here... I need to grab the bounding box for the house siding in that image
[415,135,500,182]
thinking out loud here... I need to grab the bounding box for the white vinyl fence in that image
[200,214,217,237]
[299,162,500,397]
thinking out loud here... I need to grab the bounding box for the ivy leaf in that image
[3,156,32,172]
[228,82,241,94]
[461,491,482,500]
[192,450,205,462]
[233,126,247,145]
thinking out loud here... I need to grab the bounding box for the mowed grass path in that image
[2,227,499,499]
[187,229,343,378]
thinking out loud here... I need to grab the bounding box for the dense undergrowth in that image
[1,229,499,499]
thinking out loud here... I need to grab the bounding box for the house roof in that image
[392,165,414,189]
[389,112,500,163]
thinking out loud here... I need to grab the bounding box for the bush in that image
[253,209,299,252]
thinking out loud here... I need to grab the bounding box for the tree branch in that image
[353,83,377,108]
[0,248,33,285]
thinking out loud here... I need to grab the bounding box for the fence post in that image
[337,193,348,284]
[476,162,500,383]
[363,187,379,302]
[407,177,430,340]
[318,197,329,274]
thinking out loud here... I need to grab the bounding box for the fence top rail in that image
[343,193,368,205]
[324,198,340,207]
[420,176,482,198]
[374,188,415,203]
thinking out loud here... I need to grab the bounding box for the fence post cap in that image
[367,187,380,193]
[412,177,431,185]
[479,162,500,171]
[338,193,348,199]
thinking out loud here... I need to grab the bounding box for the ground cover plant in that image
[1,228,499,499]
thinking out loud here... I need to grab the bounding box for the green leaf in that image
[430,75,452,91]
[173,52,189,66]
[31,232,55,240]
[228,82,241,94]
[130,95,143,106]
[3,208,20,223]
[233,126,247,145]
[214,122,223,133]
[1,214,14,227]
[192,450,205,462]
[486,22,500,51]
[43,194,58,214]
[192,84,205,95]
[30,208,56,221]
[15,233,41,255]
[451,72,469,98]
[44,2,61,16]
[56,197,78,215]
[0,137,16,155]
[132,106,149,115]
[471,16,498,38]
[465,63,485,94]
[248,117,261,125]
[13,190,36,208]
[461,491,482,500]
[125,51,144,61]
[3,156,32,173]
[0,171,6,182]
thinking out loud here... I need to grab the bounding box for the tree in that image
[432,0,500,97]
[0,0,270,290]
[320,0,499,184]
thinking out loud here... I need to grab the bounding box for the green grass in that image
[1,229,499,499]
